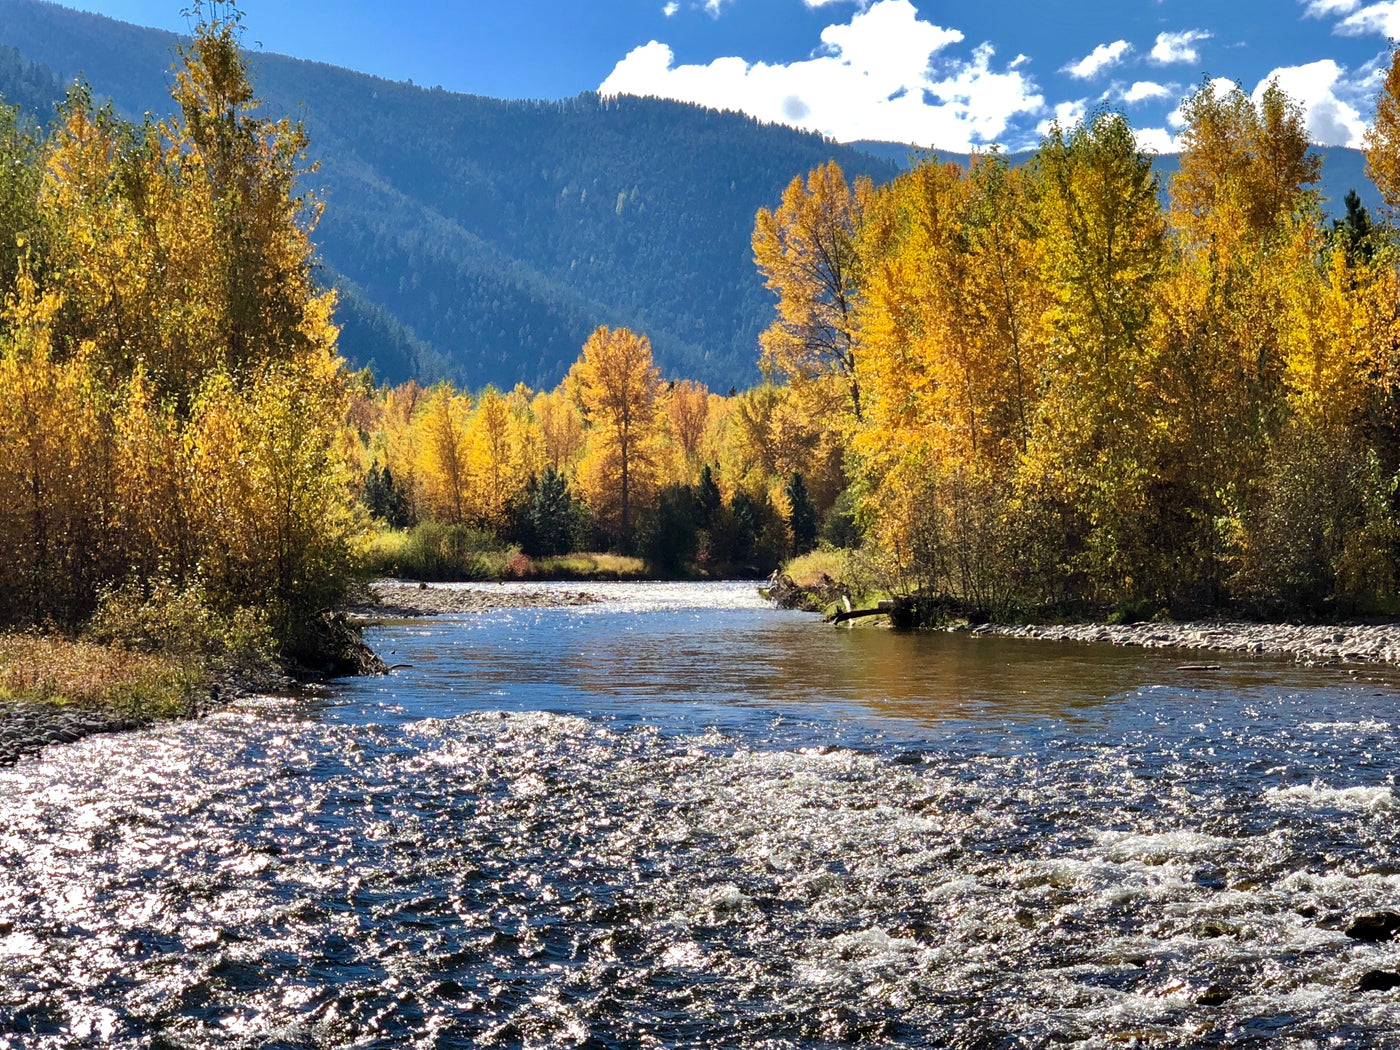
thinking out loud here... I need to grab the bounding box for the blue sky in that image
[62,0,1400,151]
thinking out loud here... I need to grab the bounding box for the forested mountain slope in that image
[0,0,900,387]
[0,1,1379,387]
[852,140,1379,214]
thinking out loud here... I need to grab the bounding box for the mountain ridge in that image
[0,1,1383,388]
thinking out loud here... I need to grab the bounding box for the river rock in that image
[967,619,1400,668]
[1360,970,1400,992]
[1346,912,1400,942]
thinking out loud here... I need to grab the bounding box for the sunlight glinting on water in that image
[4,582,1400,1048]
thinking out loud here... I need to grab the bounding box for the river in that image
[4,581,1400,1047]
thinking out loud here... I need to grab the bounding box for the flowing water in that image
[5,581,1400,1048]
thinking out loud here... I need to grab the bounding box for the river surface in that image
[5,581,1400,1048]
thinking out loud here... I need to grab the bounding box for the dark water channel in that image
[5,581,1400,1047]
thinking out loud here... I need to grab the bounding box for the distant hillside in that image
[0,0,900,388]
[0,2,1380,389]
[852,140,1379,215]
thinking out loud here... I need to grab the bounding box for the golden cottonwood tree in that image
[534,386,585,472]
[666,378,711,475]
[753,160,873,421]
[0,273,110,624]
[575,325,663,541]
[415,385,473,525]
[1365,44,1400,215]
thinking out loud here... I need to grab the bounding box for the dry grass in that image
[782,548,851,589]
[528,553,647,579]
[0,633,199,719]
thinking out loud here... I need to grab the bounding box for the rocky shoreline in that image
[961,619,1400,666]
[0,701,148,767]
[353,582,601,618]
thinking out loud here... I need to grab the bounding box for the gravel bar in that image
[963,620,1400,665]
[0,702,148,767]
[354,582,601,618]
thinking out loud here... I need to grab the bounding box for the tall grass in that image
[0,633,199,719]
[527,553,646,580]
[363,523,520,581]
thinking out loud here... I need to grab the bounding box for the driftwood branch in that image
[828,600,896,624]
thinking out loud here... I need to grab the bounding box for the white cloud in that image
[1302,0,1361,15]
[663,1,678,15]
[1135,126,1180,153]
[805,0,870,6]
[1062,40,1132,80]
[599,0,1044,150]
[1036,99,1087,135]
[1123,80,1172,104]
[1255,60,1368,145]
[1336,1,1400,35]
[1150,29,1212,65]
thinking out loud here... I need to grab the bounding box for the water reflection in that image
[342,584,1400,740]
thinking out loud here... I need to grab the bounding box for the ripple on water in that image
[1,699,1400,1048]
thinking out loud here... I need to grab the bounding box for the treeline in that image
[752,64,1400,620]
[0,15,354,661]
[0,0,900,390]
[351,326,832,578]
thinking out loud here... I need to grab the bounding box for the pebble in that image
[351,583,601,618]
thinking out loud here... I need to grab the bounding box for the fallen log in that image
[829,600,896,624]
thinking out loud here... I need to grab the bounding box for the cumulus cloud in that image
[1336,1,1400,35]
[1150,29,1212,65]
[1301,0,1361,15]
[1256,60,1368,145]
[1123,80,1172,104]
[1062,40,1132,80]
[663,1,678,14]
[1135,127,1180,153]
[1036,99,1087,135]
[599,0,1043,150]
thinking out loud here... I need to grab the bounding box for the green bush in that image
[84,578,277,678]
[363,522,518,581]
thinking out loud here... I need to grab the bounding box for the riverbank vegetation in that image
[752,60,1400,625]
[0,9,361,714]
[347,325,830,580]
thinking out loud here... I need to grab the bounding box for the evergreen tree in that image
[785,471,818,555]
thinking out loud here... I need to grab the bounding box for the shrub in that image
[363,522,515,581]
[84,578,277,678]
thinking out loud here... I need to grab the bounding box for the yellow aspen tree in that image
[1025,111,1167,599]
[0,271,111,623]
[666,378,710,474]
[466,387,522,531]
[753,160,873,421]
[415,385,473,525]
[534,386,586,472]
[575,325,663,542]
[1364,43,1400,216]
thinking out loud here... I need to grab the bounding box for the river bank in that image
[0,584,609,766]
[961,619,1400,666]
[355,581,601,618]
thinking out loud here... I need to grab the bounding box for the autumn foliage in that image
[0,13,354,658]
[752,70,1400,619]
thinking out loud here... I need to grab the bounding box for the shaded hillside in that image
[0,0,899,387]
[851,139,1380,215]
